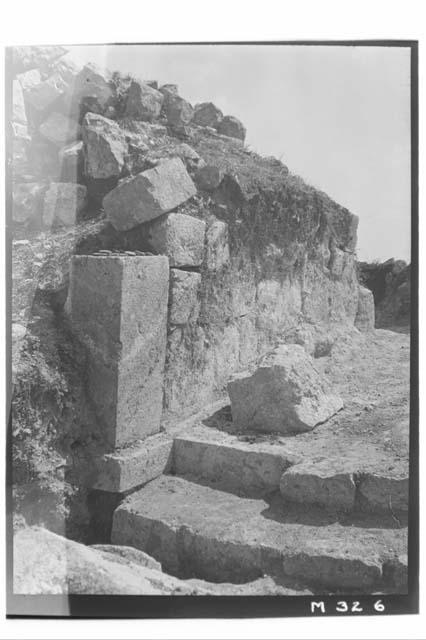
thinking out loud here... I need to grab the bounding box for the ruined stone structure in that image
[11,46,409,596]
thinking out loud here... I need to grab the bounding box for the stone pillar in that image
[70,254,169,449]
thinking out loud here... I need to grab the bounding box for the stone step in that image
[92,433,174,493]
[173,430,299,496]
[279,460,409,514]
[111,475,407,593]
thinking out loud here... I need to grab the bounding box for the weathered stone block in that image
[205,218,230,270]
[169,269,201,325]
[82,112,127,179]
[162,93,194,128]
[148,212,206,267]
[358,473,408,512]
[70,255,169,448]
[216,115,246,141]
[104,158,197,231]
[92,434,173,492]
[43,183,87,227]
[193,102,223,128]
[21,71,69,111]
[228,344,343,434]
[67,63,115,115]
[39,112,81,146]
[124,80,164,121]
[280,460,356,511]
[355,286,375,332]
[174,143,205,172]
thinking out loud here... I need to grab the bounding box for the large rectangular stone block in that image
[103,158,197,231]
[70,255,169,448]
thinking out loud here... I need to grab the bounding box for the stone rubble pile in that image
[11,45,246,233]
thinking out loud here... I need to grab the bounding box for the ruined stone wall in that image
[10,44,363,454]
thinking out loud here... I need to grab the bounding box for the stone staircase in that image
[68,253,408,595]
[108,416,408,595]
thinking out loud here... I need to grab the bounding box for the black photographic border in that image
[5,39,419,619]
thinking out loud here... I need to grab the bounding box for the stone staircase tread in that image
[112,475,407,592]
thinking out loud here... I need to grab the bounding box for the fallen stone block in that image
[70,255,169,448]
[193,102,223,128]
[280,459,356,511]
[216,115,246,141]
[169,269,201,325]
[13,526,203,595]
[205,218,230,270]
[228,344,343,434]
[355,286,375,331]
[91,434,173,493]
[148,212,206,267]
[43,183,87,227]
[104,158,197,231]
[21,71,69,111]
[163,93,194,128]
[357,473,408,512]
[124,80,164,121]
[174,143,205,171]
[67,63,115,115]
[82,112,127,179]
[39,112,81,146]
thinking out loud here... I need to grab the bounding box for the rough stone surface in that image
[358,474,408,512]
[112,475,406,591]
[163,93,194,128]
[39,112,81,146]
[195,164,225,191]
[21,71,69,111]
[355,286,375,331]
[174,143,204,171]
[205,218,230,271]
[12,182,46,225]
[173,432,296,495]
[169,269,201,325]
[280,459,356,511]
[92,434,173,492]
[82,112,127,179]
[43,183,87,227]
[67,63,115,115]
[59,140,84,182]
[124,80,164,121]
[216,115,246,141]
[148,212,206,267]
[104,158,197,231]
[228,344,343,434]
[13,527,203,595]
[70,255,169,449]
[193,102,223,128]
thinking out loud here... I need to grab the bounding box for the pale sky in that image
[68,44,411,263]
